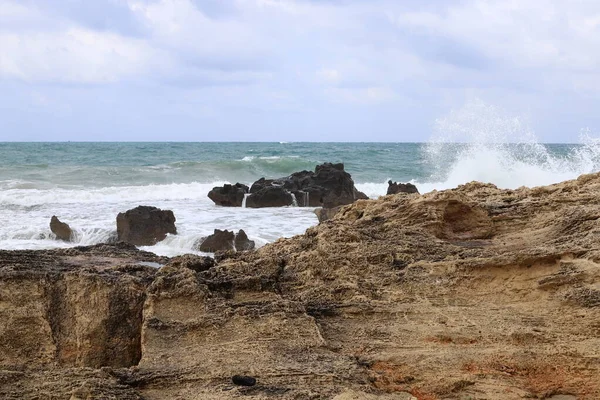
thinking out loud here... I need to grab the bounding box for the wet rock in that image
[232,375,256,386]
[234,229,255,251]
[50,216,73,241]
[387,180,419,195]
[198,229,235,252]
[116,206,176,246]
[247,163,367,208]
[198,229,255,252]
[246,186,294,208]
[208,183,249,207]
[309,163,368,208]
[249,178,275,193]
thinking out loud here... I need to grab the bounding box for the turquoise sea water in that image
[0,142,585,188]
[1,141,599,255]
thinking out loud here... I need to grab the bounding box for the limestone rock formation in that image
[207,183,249,207]
[387,180,419,195]
[3,174,600,399]
[198,229,255,252]
[116,205,176,246]
[50,215,73,241]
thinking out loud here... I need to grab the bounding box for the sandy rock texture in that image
[2,173,600,399]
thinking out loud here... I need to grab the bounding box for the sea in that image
[1,138,600,257]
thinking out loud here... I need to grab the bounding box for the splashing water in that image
[416,100,600,192]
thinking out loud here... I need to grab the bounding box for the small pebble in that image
[232,375,257,386]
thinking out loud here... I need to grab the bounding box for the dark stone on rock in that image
[208,183,249,207]
[234,229,255,251]
[314,206,343,223]
[167,254,215,272]
[232,375,256,386]
[387,180,419,195]
[246,186,294,208]
[50,216,73,241]
[247,163,367,208]
[198,229,256,252]
[198,229,235,252]
[116,206,176,246]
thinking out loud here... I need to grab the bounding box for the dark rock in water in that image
[387,180,419,195]
[246,186,294,208]
[247,163,367,208]
[249,178,275,194]
[309,163,368,208]
[314,206,343,223]
[50,216,73,241]
[116,206,176,246]
[198,229,235,252]
[234,229,255,251]
[198,229,256,252]
[232,375,256,386]
[167,254,215,272]
[208,183,249,207]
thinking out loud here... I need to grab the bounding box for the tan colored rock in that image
[3,174,600,399]
[333,390,416,400]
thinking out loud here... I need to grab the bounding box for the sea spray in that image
[416,100,600,192]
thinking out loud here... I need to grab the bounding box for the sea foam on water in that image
[1,101,599,255]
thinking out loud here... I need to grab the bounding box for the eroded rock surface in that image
[116,205,177,246]
[3,174,600,399]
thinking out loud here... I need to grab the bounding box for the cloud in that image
[2,0,600,141]
[0,29,161,84]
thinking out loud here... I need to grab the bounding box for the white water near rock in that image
[0,181,318,256]
[415,100,600,193]
[2,101,600,256]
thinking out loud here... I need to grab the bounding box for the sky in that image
[1,0,600,142]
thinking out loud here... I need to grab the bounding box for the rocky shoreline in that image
[2,173,600,399]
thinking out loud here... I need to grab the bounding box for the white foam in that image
[417,100,600,192]
[0,182,319,256]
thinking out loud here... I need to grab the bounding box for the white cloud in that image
[0,28,162,83]
[393,0,600,72]
[127,0,268,63]
[316,68,340,84]
[325,86,395,104]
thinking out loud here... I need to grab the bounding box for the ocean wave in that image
[0,182,226,207]
[416,100,600,192]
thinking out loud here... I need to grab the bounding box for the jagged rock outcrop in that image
[234,229,255,251]
[245,162,368,208]
[387,180,419,195]
[197,229,255,252]
[208,183,249,207]
[116,206,176,246]
[3,174,600,399]
[50,216,73,241]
